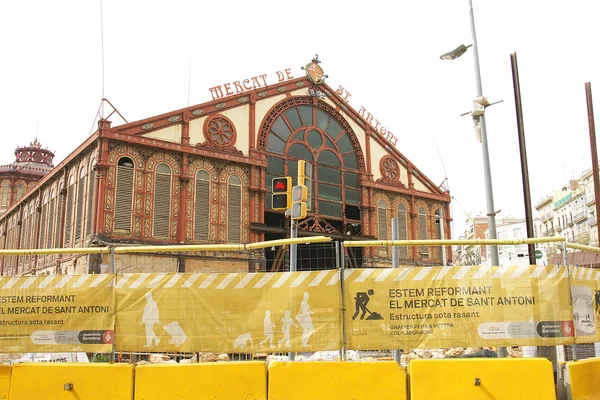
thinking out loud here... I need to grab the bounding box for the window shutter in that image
[153,174,171,238]
[378,203,387,240]
[227,184,241,242]
[435,211,442,261]
[65,186,73,245]
[114,166,134,231]
[39,205,47,249]
[194,179,209,241]
[397,206,407,258]
[86,170,95,235]
[419,208,428,258]
[75,178,84,240]
[55,199,63,247]
[46,199,55,248]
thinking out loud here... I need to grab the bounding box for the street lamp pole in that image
[441,0,499,266]
[468,0,499,267]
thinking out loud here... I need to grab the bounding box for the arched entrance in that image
[258,97,366,271]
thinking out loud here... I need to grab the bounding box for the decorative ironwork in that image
[237,96,249,103]
[203,115,237,148]
[141,123,154,130]
[258,91,267,97]
[215,102,226,110]
[168,116,180,123]
[380,156,400,182]
[295,81,304,87]
[297,216,341,235]
[277,86,286,93]
[192,109,204,116]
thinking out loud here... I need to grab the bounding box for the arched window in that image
[21,206,29,250]
[55,184,63,247]
[397,204,408,258]
[418,207,428,259]
[114,157,134,233]
[25,203,35,250]
[377,200,387,240]
[75,167,85,241]
[86,165,95,235]
[15,181,25,201]
[47,190,56,248]
[435,209,443,261]
[153,163,172,238]
[0,180,10,207]
[194,170,210,241]
[39,194,48,248]
[265,105,360,221]
[65,175,75,246]
[227,175,242,243]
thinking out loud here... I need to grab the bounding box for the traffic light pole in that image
[290,218,297,272]
[288,216,297,362]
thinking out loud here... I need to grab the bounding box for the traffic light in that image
[291,202,307,220]
[292,185,307,203]
[272,177,292,210]
[298,160,313,211]
[291,184,308,220]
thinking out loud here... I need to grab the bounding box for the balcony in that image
[567,219,574,227]
[575,233,590,245]
[587,195,596,206]
[541,213,552,222]
[542,228,556,237]
[589,216,598,226]
[574,212,587,224]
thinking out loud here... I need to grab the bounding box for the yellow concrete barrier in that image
[0,366,11,400]
[409,358,555,400]
[134,361,267,400]
[567,357,600,400]
[8,363,133,400]
[267,361,407,400]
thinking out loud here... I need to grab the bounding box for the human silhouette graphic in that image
[278,310,297,348]
[259,310,276,348]
[296,292,315,347]
[353,289,383,320]
[142,292,161,347]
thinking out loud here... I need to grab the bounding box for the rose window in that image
[204,116,236,147]
[380,156,399,181]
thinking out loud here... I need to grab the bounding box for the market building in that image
[0,58,452,276]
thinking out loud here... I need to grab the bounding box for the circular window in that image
[203,115,236,148]
[380,156,400,182]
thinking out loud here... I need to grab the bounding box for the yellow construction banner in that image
[569,266,600,344]
[345,265,576,349]
[0,274,115,352]
[115,271,342,353]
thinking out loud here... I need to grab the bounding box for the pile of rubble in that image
[400,347,522,366]
[0,354,24,365]
[137,352,231,365]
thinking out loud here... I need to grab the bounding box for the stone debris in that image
[507,347,523,358]
[149,354,171,363]
[399,347,513,366]
[0,354,24,365]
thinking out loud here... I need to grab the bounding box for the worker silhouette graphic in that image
[352,289,383,320]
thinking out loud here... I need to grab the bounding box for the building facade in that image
[453,214,488,266]
[535,169,600,265]
[0,60,452,276]
[0,139,54,215]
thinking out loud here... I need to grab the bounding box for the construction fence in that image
[0,237,599,360]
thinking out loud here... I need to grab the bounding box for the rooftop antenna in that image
[100,0,105,118]
[187,60,192,106]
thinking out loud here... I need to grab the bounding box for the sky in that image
[0,0,598,239]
